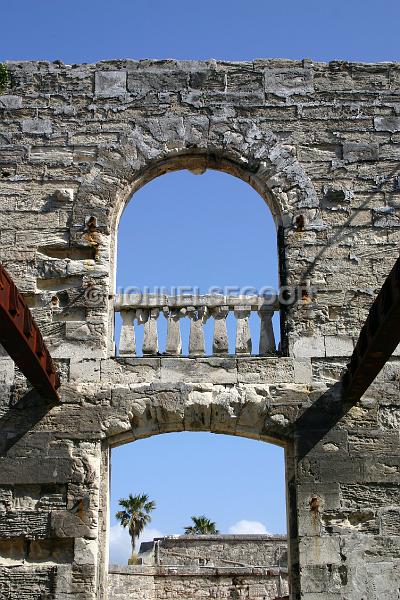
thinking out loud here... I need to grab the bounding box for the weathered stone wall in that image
[0,58,399,600]
[108,568,155,600]
[108,566,288,600]
[140,535,287,568]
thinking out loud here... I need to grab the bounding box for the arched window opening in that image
[108,433,288,599]
[115,169,281,357]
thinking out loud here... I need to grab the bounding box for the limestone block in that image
[160,358,237,384]
[128,70,188,94]
[0,538,25,564]
[324,336,354,357]
[189,69,225,90]
[65,321,94,341]
[22,118,52,134]
[101,358,161,384]
[264,67,314,97]
[186,388,213,430]
[293,337,325,359]
[237,357,295,383]
[300,564,342,595]
[343,141,379,162]
[299,536,341,566]
[51,510,94,539]
[74,537,97,565]
[95,70,126,97]
[0,458,81,485]
[374,116,400,132]
[0,95,22,109]
[227,69,263,92]
[293,359,313,383]
[348,431,400,455]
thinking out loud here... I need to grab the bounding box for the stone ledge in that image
[108,565,288,577]
[153,534,287,542]
[100,356,311,385]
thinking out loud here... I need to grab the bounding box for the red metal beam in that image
[0,264,60,403]
[342,256,400,403]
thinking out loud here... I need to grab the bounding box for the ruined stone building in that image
[0,58,399,599]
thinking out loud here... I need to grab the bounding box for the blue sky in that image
[110,434,286,564]
[1,0,400,63]
[3,0,398,565]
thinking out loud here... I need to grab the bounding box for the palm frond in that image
[184,515,219,535]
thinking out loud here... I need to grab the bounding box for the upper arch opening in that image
[114,167,282,357]
[112,151,284,236]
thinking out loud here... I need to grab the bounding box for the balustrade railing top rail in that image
[114,294,278,358]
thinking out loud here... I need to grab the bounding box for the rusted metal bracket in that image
[342,256,400,403]
[0,263,60,403]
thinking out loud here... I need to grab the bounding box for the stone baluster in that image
[142,308,160,355]
[234,306,252,355]
[187,306,208,356]
[258,306,276,355]
[119,310,136,356]
[212,306,229,355]
[163,307,185,355]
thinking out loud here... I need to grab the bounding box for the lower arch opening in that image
[107,432,289,600]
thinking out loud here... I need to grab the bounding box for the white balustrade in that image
[234,306,252,355]
[164,307,185,355]
[259,306,276,355]
[119,309,136,356]
[188,306,208,356]
[212,306,229,355]
[142,308,160,355]
[115,294,278,357]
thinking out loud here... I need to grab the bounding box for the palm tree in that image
[184,515,219,535]
[115,493,156,559]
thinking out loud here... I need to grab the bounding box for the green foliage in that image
[0,64,9,93]
[115,492,156,558]
[184,515,219,535]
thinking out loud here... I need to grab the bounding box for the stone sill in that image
[104,356,312,384]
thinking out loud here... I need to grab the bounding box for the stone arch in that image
[72,117,317,276]
[104,381,293,449]
[104,118,318,233]
[75,118,318,354]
